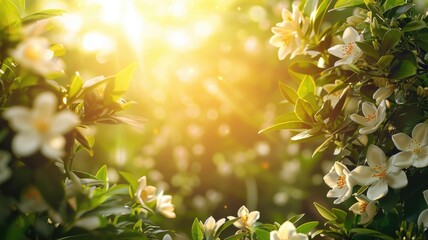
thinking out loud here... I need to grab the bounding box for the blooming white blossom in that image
[155,190,176,218]
[227,205,260,230]
[327,27,363,66]
[10,37,63,76]
[323,161,354,204]
[269,3,310,60]
[349,195,378,225]
[270,221,308,240]
[201,216,225,239]
[392,123,428,168]
[350,101,386,135]
[418,190,428,228]
[322,80,344,107]
[373,84,395,105]
[349,145,408,200]
[0,151,12,184]
[2,92,80,159]
[136,176,157,206]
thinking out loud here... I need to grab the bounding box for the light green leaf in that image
[278,81,298,104]
[383,0,405,10]
[313,202,336,221]
[376,55,394,69]
[332,208,347,222]
[0,0,21,28]
[22,9,66,24]
[215,218,240,237]
[381,29,401,53]
[288,213,305,224]
[294,98,314,123]
[95,165,108,182]
[119,171,139,196]
[69,73,83,100]
[191,218,204,240]
[254,228,270,240]
[296,221,318,234]
[402,20,426,32]
[334,0,364,9]
[9,0,25,15]
[104,63,137,104]
[50,44,66,57]
[258,121,311,134]
[297,75,316,98]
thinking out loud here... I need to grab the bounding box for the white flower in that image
[373,84,395,105]
[349,145,408,200]
[270,221,308,240]
[2,92,80,159]
[136,176,157,206]
[323,161,354,204]
[418,190,428,228]
[269,3,310,60]
[10,37,64,76]
[322,80,344,107]
[391,123,428,168]
[350,101,386,135]
[201,216,225,239]
[327,27,363,66]
[349,195,378,225]
[156,190,176,218]
[227,205,260,230]
[0,151,12,184]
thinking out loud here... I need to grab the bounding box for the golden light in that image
[81,31,114,52]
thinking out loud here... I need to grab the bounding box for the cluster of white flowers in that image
[136,176,176,218]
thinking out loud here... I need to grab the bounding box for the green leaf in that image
[191,218,204,240]
[290,129,316,141]
[95,165,108,182]
[313,202,336,221]
[376,55,394,69]
[35,163,65,209]
[69,73,84,100]
[331,86,349,121]
[74,127,94,156]
[383,0,405,10]
[402,20,426,32]
[355,41,379,58]
[215,218,240,237]
[0,0,21,28]
[258,121,311,134]
[297,75,316,98]
[9,0,25,15]
[389,51,417,80]
[349,228,395,240]
[294,98,314,123]
[384,3,414,19]
[119,171,139,196]
[296,221,318,234]
[225,233,247,240]
[332,208,347,222]
[278,81,298,104]
[288,214,305,224]
[104,63,137,104]
[334,0,364,9]
[381,29,401,53]
[22,9,66,24]
[313,136,333,157]
[50,44,66,57]
[254,228,270,240]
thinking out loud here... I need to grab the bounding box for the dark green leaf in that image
[225,233,247,240]
[331,86,349,121]
[350,228,395,240]
[191,218,204,240]
[294,98,314,123]
[296,221,318,234]
[313,202,336,221]
[376,55,394,69]
[355,41,379,58]
[254,228,270,240]
[332,208,347,222]
[258,121,311,134]
[384,3,414,19]
[313,136,333,157]
[22,9,66,24]
[402,20,426,32]
[35,163,65,209]
[216,218,240,237]
[389,51,417,80]
[278,81,298,104]
[381,29,401,53]
[334,0,364,9]
[383,0,405,10]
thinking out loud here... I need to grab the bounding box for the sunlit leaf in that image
[9,0,25,15]
[191,218,204,240]
[297,75,316,98]
[0,0,21,28]
[296,221,318,234]
[104,63,137,104]
[288,213,305,224]
[69,73,84,100]
[381,29,401,53]
[119,171,138,196]
[50,44,66,57]
[215,218,240,237]
[313,202,336,221]
[278,81,298,104]
[258,121,311,134]
[22,9,66,24]
[95,165,108,183]
[294,98,314,123]
[334,0,364,9]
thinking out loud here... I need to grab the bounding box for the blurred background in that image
[27,0,334,236]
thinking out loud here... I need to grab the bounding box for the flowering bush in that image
[2,0,428,239]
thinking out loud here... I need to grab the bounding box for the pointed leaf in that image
[313,202,336,221]
[104,63,137,104]
[258,121,311,134]
[381,29,401,53]
[254,228,270,240]
[119,171,138,196]
[22,9,66,24]
[298,75,316,98]
[288,213,305,224]
[334,0,364,9]
[191,218,204,240]
[294,98,314,123]
[69,73,84,100]
[296,221,319,234]
[95,165,108,182]
[355,41,379,58]
[215,218,240,237]
[332,208,347,222]
[278,81,298,104]
[383,0,405,10]
[384,3,415,19]
[331,86,349,121]
[0,0,21,28]
[402,20,426,32]
[225,233,247,240]
[376,55,394,69]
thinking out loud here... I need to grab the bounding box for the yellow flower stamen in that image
[337,175,346,189]
[365,113,376,121]
[359,202,368,213]
[342,42,355,56]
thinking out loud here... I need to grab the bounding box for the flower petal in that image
[392,151,414,168]
[33,92,57,119]
[350,114,368,126]
[41,135,65,159]
[279,221,296,238]
[350,166,376,186]
[413,147,428,168]
[392,133,412,151]
[247,211,260,226]
[349,202,361,214]
[367,180,388,200]
[290,233,308,240]
[2,106,33,132]
[327,44,347,58]
[412,123,428,146]
[423,190,428,204]
[12,132,41,157]
[50,111,80,134]
[361,102,376,119]
[342,27,359,44]
[418,209,428,228]
[386,171,407,189]
[359,126,377,135]
[366,145,386,169]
